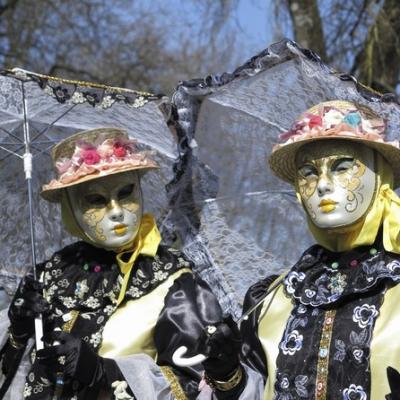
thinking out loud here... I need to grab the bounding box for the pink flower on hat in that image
[322,108,345,128]
[82,148,101,165]
[97,141,114,158]
[56,159,72,174]
[113,141,127,158]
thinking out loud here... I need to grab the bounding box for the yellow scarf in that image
[114,214,161,304]
[60,191,161,304]
[299,153,400,253]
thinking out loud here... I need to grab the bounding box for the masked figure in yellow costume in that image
[202,100,400,399]
[0,128,223,400]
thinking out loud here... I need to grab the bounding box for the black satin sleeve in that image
[154,272,224,400]
[240,274,279,381]
[74,358,135,400]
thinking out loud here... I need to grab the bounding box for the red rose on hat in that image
[304,113,323,128]
[113,142,127,158]
[82,149,101,165]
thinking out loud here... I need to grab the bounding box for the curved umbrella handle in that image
[172,346,207,367]
[172,279,286,368]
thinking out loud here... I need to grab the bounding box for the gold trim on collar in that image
[159,366,188,400]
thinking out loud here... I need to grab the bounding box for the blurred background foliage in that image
[0,0,398,94]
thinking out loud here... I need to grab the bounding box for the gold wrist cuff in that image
[204,366,243,392]
[8,331,26,350]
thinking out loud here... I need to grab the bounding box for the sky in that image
[235,0,276,56]
[155,0,290,74]
[232,0,294,66]
[219,0,295,71]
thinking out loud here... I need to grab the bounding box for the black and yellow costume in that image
[1,217,222,399]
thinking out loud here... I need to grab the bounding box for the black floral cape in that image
[241,241,400,399]
[4,241,222,400]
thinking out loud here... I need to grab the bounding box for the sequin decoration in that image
[369,248,377,255]
[350,259,358,268]
[328,273,347,295]
[315,309,336,400]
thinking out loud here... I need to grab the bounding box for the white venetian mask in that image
[295,141,377,229]
[67,171,142,250]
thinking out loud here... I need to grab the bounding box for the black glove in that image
[0,275,49,397]
[37,331,121,389]
[8,274,49,342]
[386,367,400,400]
[200,316,242,380]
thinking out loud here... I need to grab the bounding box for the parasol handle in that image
[21,89,43,350]
[35,316,44,351]
[23,153,32,180]
[172,277,285,367]
[172,346,207,367]
[35,271,45,351]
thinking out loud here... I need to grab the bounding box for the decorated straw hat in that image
[269,100,400,188]
[41,127,158,202]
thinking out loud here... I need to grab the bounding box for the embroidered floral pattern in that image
[153,270,168,281]
[353,304,379,329]
[280,330,304,355]
[23,383,32,398]
[275,373,309,399]
[275,244,395,400]
[284,245,400,307]
[83,296,101,309]
[90,331,103,348]
[59,296,77,308]
[285,271,306,294]
[328,272,347,295]
[343,384,367,400]
[23,377,52,397]
[126,286,143,298]
[74,279,89,299]
[23,242,191,399]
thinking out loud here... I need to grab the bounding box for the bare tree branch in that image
[0,0,18,16]
[287,0,326,58]
[353,0,400,92]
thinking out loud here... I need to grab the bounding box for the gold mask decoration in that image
[295,140,377,229]
[66,171,143,250]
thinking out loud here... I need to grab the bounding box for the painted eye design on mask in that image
[331,157,354,174]
[118,184,135,200]
[84,193,107,207]
[298,164,318,178]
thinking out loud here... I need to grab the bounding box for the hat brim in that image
[269,136,400,188]
[41,164,158,203]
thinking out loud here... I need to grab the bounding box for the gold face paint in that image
[67,171,142,249]
[81,198,107,242]
[295,141,377,229]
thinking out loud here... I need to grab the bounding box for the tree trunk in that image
[288,0,326,59]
